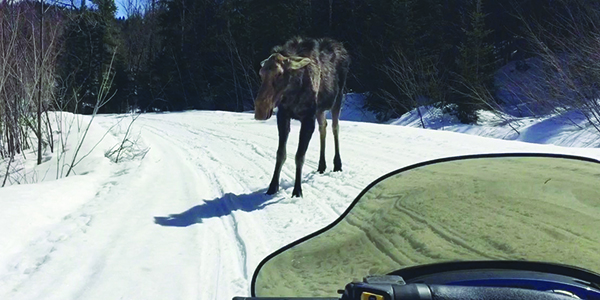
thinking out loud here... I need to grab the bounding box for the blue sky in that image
[67,0,129,19]
[115,0,127,19]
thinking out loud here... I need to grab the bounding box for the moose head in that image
[253,53,312,120]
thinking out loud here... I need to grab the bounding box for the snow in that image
[493,57,556,117]
[326,92,379,123]
[384,56,600,148]
[390,105,600,148]
[1,102,600,299]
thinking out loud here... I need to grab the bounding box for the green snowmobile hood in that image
[252,153,600,297]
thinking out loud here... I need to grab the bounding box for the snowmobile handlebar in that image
[234,275,578,300]
[233,298,337,300]
[339,281,577,300]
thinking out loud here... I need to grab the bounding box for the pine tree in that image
[56,0,129,114]
[57,11,105,114]
[453,0,496,123]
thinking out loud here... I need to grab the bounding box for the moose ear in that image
[287,56,312,70]
[260,53,287,67]
[260,54,274,67]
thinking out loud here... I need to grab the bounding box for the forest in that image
[2,0,600,161]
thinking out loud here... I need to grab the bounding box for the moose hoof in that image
[266,184,279,195]
[333,157,342,172]
[317,165,326,174]
[291,187,303,198]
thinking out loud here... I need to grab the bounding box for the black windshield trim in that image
[251,152,600,296]
[392,260,600,287]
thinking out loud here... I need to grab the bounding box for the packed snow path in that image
[1,111,598,300]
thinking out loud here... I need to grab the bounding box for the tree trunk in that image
[37,0,43,165]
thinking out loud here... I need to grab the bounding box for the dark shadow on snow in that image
[154,188,285,227]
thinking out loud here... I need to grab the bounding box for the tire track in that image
[139,119,264,292]
[138,114,349,284]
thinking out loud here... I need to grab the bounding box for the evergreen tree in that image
[56,0,128,114]
[92,0,130,113]
[452,0,497,123]
[56,11,105,114]
[49,0,568,118]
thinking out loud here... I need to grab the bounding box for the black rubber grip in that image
[394,283,433,300]
[428,285,577,300]
[233,297,338,300]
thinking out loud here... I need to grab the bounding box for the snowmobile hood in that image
[251,153,600,298]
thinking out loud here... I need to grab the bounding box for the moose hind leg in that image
[292,118,316,197]
[267,114,290,195]
[317,111,327,174]
[331,101,342,172]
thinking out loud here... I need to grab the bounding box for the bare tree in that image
[220,21,260,111]
[1,2,60,155]
[105,112,149,163]
[65,50,118,177]
[1,1,152,187]
[0,0,64,185]
[379,49,445,128]
[519,0,600,134]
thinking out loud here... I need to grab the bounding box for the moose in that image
[254,37,350,197]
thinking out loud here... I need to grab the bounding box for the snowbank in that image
[326,93,379,123]
[391,105,600,148]
[388,56,600,148]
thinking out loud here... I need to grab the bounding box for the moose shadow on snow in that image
[153,186,290,227]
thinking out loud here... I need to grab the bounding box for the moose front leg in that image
[266,113,290,195]
[292,118,316,197]
[316,111,327,173]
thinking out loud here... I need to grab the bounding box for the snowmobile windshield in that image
[252,154,600,298]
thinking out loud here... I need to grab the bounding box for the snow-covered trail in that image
[2,111,599,300]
